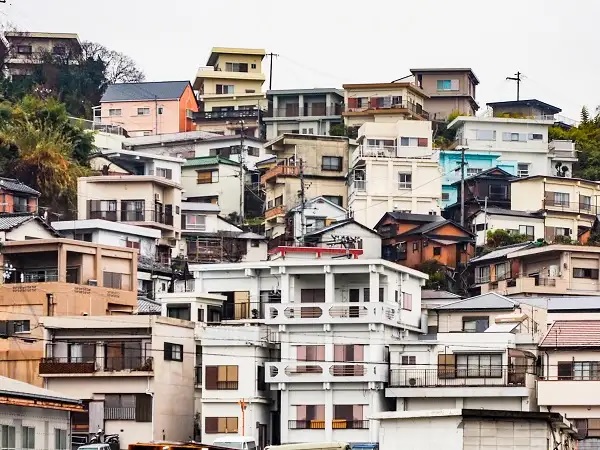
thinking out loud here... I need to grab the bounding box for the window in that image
[322,156,342,171]
[158,107,164,114]
[580,195,592,211]
[474,129,496,141]
[297,345,325,361]
[143,131,152,136]
[379,287,385,302]
[412,242,419,252]
[205,365,239,390]
[519,225,534,239]
[323,195,343,206]
[13,320,30,333]
[54,429,67,450]
[167,305,191,321]
[137,107,150,116]
[196,169,219,184]
[156,167,173,179]
[225,62,248,72]
[402,292,413,310]
[16,45,32,54]
[108,108,121,116]
[475,266,490,283]
[103,272,123,289]
[1,425,15,450]
[442,192,450,201]
[251,63,257,69]
[216,84,234,94]
[573,268,600,279]
[398,172,412,189]
[558,361,600,380]
[52,46,66,55]
[294,405,325,429]
[401,355,416,365]
[22,427,35,450]
[551,192,570,206]
[489,184,508,199]
[529,133,543,140]
[274,195,283,207]
[205,417,238,434]
[475,223,487,231]
[495,261,510,280]
[300,289,325,302]
[334,344,364,362]
[399,137,427,147]
[436,79,459,91]
[463,316,489,332]
[456,353,502,377]
[186,214,206,231]
[125,238,140,249]
[164,342,183,361]
[466,167,483,177]
[502,132,527,142]
[433,247,442,256]
[517,163,529,177]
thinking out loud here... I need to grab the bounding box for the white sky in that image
[2,0,596,120]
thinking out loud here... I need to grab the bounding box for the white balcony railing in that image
[265,302,411,327]
[266,361,387,384]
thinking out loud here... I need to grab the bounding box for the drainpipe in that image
[146,381,155,441]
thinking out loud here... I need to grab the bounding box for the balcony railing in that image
[332,420,369,429]
[543,199,599,215]
[267,361,387,383]
[221,302,264,320]
[39,356,153,375]
[265,205,286,220]
[91,209,174,226]
[265,105,342,118]
[288,420,325,430]
[216,380,239,390]
[193,109,260,122]
[261,165,299,184]
[345,101,428,119]
[104,407,135,420]
[389,367,527,388]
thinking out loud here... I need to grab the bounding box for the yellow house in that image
[510,175,600,243]
[192,47,267,138]
[342,82,429,129]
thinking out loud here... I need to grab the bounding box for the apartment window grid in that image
[196,169,219,184]
[21,427,35,450]
[456,353,502,377]
[502,132,527,142]
[558,361,600,380]
[437,79,459,91]
[400,137,428,147]
[517,163,530,177]
[0,425,15,450]
[108,108,122,117]
[322,156,342,171]
[401,355,416,365]
[466,167,483,177]
[580,194,592,211]
[137,107,150,116]
[474,129,496,141]
[54,429,67,450]
[216,84,234,94]
[205,365,239,390]
[164,342,183,361]
[205,417,239,434]
[398,172,412,189]
[186,214,206,231]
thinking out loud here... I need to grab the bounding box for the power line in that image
[506,71,523,101]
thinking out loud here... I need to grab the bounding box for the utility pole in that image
[506,72,522,101]
[239,120,245,225]
[460,146,467,227]
[299,157,307,243]
[266,52,279,90]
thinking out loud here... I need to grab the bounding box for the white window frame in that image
[108,108,122,117]
[137,107,150,116]
[475,266,490,284]
[466,167,483,177]
[186,214,206,231]
[398,172,412,189]
[517,163,529,177]
[0,425,15,450]
[474,129,496,141]
[502,132,527,142]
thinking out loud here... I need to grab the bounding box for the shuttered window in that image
[204,417,238,434]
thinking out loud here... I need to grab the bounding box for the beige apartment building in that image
[262,134,351,238]
[471,243,600,297]
[410,68,479,120]
[2,31,81,78]
[40,315,195,448]
[0,238,138,386]
[511,175,600,243]
[192,47,267,138]
[342,82,429,130]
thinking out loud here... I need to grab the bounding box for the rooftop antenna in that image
[506,72,523,101]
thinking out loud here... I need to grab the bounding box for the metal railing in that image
[265,105,342,118]
[288,420,325,430]
[221,302,264,320]
[69,116,126,136]
[193,109,260,121]
[265,205,286,220]
[332,420,369,429]
[345,101,428,119]
[216,380,239,390]
[39,356,153,374]
[543,199,598,215]
[389,367,527,387]
[261,165,299,184]
[90,209,174,226]
[104,407,135,420]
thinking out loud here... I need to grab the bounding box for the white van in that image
[265,443,351,450]
[213,436,257,450]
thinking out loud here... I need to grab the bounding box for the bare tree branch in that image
[81,41,145,84]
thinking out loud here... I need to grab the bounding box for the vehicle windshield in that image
[216,443,244,450]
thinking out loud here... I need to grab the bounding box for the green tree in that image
[581,106,590,124]
[414,259,448,290]
[485,229,530,248]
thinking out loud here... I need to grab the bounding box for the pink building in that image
[98,81,199,137]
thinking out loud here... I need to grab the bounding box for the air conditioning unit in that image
[155,193,161,201]
[88,279,98,286]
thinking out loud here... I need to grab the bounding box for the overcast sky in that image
[2,0,596,120]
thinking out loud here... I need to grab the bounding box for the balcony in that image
[39,356,154,376]
[266,361,387,384]
[220,301,264,321]
[90,209,174,227]
[265,302,408,327]
[192,109,260,122]
[261,165,299,184]
[344,100,429,120]
[289,420,325,430]
[332,420,369,430]
[486,276,574,296]
[543,199,599,215]
[265,205,286,220]
[265,105,342,119]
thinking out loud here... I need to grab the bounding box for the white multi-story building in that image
[348,121,442,228]
[187,248,428,445]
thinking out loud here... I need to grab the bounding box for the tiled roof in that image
[469,242,533,264]
[477,207,544,218]
[136,296,162,315]
[101,81,191,102]
[0,177,40,196]
[434,292,518,311]
[0,214,59,235]
[0,375,80,404]
[540,320,600,348]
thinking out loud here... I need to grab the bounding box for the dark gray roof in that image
[0,177,40,196]
[136,296,162,315]
[304,219,379,238]
[469,242,534,264]
[516,296,600,312]
[474,207,543,219]
[101,81,191,102]
[486,99,561,115]
[434,292,519,311]
[0,214,60,235]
